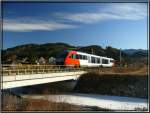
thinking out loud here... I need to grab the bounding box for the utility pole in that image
[120,48,122,67]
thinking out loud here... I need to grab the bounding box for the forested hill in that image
[3,43,75,59]
[2,42,148,64]
[123,49,148,56]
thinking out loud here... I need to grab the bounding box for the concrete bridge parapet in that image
[1,71,86,89]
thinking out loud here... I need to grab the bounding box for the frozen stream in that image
[22,93,148,111]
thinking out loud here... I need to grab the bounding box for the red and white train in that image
[56,50,115,67]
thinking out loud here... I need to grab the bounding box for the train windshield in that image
[56,50,69,59]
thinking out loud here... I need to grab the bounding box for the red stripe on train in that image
[64,51,80,66]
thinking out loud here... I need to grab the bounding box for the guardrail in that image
[2,64,86,76]
[2,64,124,76]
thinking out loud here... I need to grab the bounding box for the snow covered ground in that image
[22,93,148,111]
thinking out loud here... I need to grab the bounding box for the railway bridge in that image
[1,65,87,89]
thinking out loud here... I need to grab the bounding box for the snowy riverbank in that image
[22,93,148,111]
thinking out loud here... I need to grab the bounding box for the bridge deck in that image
[1,65,87,89]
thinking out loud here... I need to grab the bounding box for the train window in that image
[80,55,82,59]
[83,55,87,60]
[73,54,76,59]
[85,56,87,60]
[97,58,100,63]
[76,54,79,59]
[78,55,87,60]
[102,59,109,64]
[91,57,94,63]
[110,60,114,63]
[83,55,85,60]
[82,55,84,60]
[78,55,80,59]
[81,55,83,59]
[94,57,96,63]
[79,55,82,59]
[69,54,76,59]
[91,57,96,63]
[69,54,73,59]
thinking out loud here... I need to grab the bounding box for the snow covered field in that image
[22,93,148,111]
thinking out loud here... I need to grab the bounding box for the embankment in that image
[74,72,148,98]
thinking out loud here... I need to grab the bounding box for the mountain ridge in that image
[2,42,148,65]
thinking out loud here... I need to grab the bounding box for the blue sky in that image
[3,3,147,50]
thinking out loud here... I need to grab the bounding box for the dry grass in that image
[74,69,148,98]
[25,98,82,111]
[90,66,148,75]
[2,93,82,111]
[1,93,27,111]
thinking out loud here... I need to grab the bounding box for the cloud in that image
[3,3,147,32]
[54,3,147,24]
[102,3,147,20]
[55,13,121,24]
[3,19,77,32]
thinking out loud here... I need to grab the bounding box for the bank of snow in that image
[22,93,148,111]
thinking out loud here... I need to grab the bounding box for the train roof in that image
[75,51,114,60]
[60,50,114,60]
